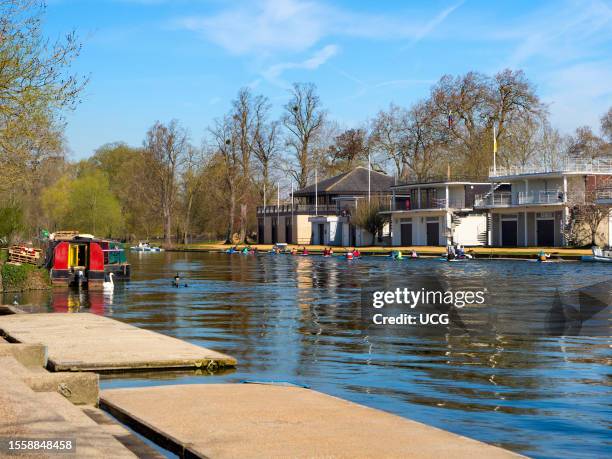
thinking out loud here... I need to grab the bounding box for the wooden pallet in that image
[8,245,42,265]
[53,230,79,240]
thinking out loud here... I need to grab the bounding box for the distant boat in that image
[130,242,164,252]
[590,246,612,263]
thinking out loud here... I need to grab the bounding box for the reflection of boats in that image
[46,233,130,288]
[590,246,612,263]
[130,242,163,252]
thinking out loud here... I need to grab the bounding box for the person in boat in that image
[323,247,329,256]
[290,247,297,255]
[173,272,180,287]
[538,250,549,262]
[395,250,403,260]
[353,248,361,258]
[456,244,465,258]
[446,245,456,261]
[328,247,334,256]
[301,246,309,255]
[346,250,354,260]
[410,250,418,259]
[253,247,259,254]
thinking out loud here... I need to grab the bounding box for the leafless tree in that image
[231,88,269,241]
[253,120,280,200]
[209,117,240,243]
[370,104,408,180]
[143,120,189,246]
[282,83,325,188]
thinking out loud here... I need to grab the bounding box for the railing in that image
[489,158,612,178]
[517,191,564,204]
[256,204,348,216]
[475,191,565,207]
[384,197,466,211]
[596,189,612,201]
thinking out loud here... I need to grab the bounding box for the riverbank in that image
[0,261,50,293]
[169,242,592,259]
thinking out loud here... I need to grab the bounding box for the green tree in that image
[41,171,124,237]
[351,199,390,245]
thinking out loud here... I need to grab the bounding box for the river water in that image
[6,252,611,459]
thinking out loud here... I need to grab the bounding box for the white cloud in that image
[543,60,612,134]
[262,44,339,86]
[176,0,460,57]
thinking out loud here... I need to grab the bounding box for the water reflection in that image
[4,253,610,459]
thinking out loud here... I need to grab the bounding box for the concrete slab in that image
[0,342,47,367]
[0,313,236,372]
[0,355,98,406]
[0,366,136,458]
[101,384,523,459]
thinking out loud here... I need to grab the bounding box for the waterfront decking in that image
[0,313,236,371]
[101,383,524,459]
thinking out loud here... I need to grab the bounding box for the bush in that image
[0,263,49,291]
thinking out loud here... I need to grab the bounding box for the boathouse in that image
[474,159,612,247]
[257,167,394,246]
[384,180,491,246]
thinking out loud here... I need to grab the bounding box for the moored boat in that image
[130,242,163,252]
[46,232,130,288]
[591,246,612,263]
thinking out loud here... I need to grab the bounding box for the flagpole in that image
[493,125,497,175]
[368,152,371,204]
[277,182,280,243]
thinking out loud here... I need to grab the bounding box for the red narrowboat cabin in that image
[46,233,130,288]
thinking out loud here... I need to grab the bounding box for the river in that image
[6,252,611,459]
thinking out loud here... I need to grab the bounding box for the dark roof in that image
[293,167,394,197]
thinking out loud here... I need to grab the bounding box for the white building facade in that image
[475,160,612,247]
[386,181,490,247]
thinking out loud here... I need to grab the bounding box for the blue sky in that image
[46,0,612,159]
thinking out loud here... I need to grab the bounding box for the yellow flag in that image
[493,126,498,153]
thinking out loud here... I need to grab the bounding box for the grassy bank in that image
[0,261,51,292]
[169,242,591,259]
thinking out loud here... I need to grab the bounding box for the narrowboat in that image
[45,233,130,288]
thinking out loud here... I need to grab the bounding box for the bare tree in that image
[143,120,189,246]
[568,126,610,159]
[431,69,544,176]
[282,83,325,188]
[231,88,269,241]
[253,120,279,200]
[600,107,612,142]
[327,128,369,172]
[370,104,408,179]
[209,117,240,243]
[181,145,205,245]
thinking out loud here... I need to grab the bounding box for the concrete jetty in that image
[0,312,236,372]
[101,383,524,459]
[0,341,164,458]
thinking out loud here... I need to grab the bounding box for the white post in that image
[445,185,449,209]
[524,211,528,247]
[315,167,318,216]
[263,182,266,213]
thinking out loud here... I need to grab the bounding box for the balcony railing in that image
[475,191,567,207]
[383,197,466,211]
[596,189,612,201]
[256,204,349,216]
[489,158,612,178]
